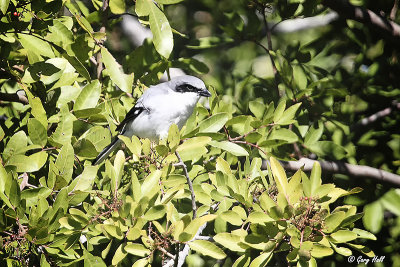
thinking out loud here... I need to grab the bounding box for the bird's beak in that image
[199,88,212,97]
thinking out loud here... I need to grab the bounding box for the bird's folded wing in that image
[116,106,145,132]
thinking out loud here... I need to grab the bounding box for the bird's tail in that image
[92,137,122,165]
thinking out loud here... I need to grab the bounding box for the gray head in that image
[167,75,211,97]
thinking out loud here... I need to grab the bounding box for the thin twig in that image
[266,157,400,187]
[350,101,400,132]
[322,0,400,42]
[174,151,197,219]
[158,247,175,260]
[0,91,28,105]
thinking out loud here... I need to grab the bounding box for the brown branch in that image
[391,0,399,20]
[264,158,400,187]
[322,0,400,41]
[0,91,29,105]
[96,0,109,80]
[158,246,175,260]
[350,101,400,131]
[174,151,197,219]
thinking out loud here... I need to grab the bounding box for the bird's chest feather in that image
[129,91,199,140]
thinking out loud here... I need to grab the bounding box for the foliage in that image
[0,0,398,266]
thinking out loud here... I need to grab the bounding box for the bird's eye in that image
[176,83,200,93]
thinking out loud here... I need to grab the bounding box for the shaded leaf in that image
[189,240,226,259]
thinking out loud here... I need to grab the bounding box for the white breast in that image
[124,89,200,140]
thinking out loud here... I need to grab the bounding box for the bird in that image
[92,75,211,165]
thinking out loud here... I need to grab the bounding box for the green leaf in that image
[18,33,55,58]
[249,100,265,119]
[381,189,400,216]
[363,201,383,233]
[176,136,211,162]
[9,179,20,208]
[28,118,47,147]
[330,230,358,243]
[47,20,74,47]
[101,47,134,93]
[125,243,151,257]
[3,131,28,162]
[309,161,321,197]
[143,205,166,220]
[347,243,375,257]
[0,0,9,15]
[132,258,150,267]
[155,144,169,157]
[55,143,74,183]
[111,243,127,265]
[173,57,209,74]
[209,141,249,156]
[249,252,272,267]
[270,157,289,197]
[304,121,324,146]
[331,243,352,256]
[273,100,286,123]
[109,0,126,14]
[308,141,347,160]
[73,80,101,110]
[352,228,376,240]
[63,54,91,82]
[73,165,98,191]
[50,105,75,146]
[247,211,274,224]
[157,0,185,4]
[83,251,107,267]
[24,89,48,128]
[324,211,346,233]
[311,244,333,258]
[233,254,251,267]
[198,113,229,133]
[168,123,180,148]
[269,128,298,143]
[275,103,301,125]
[103,224,124,239]
[7,151,48,173]
[148,3,173,58]
[214,233,246,252]
[141,170,162,199]
[136,0,173,58]
[220,210,243,226]
[189,240,226,259]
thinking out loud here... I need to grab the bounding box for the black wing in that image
[116,106,145,132]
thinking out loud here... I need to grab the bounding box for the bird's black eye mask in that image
[175,83,201,94]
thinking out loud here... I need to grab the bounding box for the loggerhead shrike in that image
[92,75,211,165]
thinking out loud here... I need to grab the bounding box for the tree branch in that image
[163,223,207,267]
[0,91,29,105]
[264,158,400,187]
[350,101,400,132]
[391,0,399,20]
[271,12,339,33]
[96,0,109,80]
[322,0,400,42]
[174,151,197,219]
